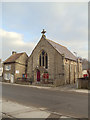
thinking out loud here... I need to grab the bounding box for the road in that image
[2,83,88,118]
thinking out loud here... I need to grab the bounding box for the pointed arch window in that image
[39,55,41,66]
[45,53,48,69]
[42,50,45,66]
[39,50,48,69]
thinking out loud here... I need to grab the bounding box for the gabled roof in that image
[47,39,77,61]
[4,53,24,64]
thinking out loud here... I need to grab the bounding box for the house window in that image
[4,73,11,80]
[39,50,48,69]
[5,65,11,71]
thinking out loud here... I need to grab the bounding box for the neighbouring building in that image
[3,52,28,83]
[82,59,89,78]
[27,29,82,86]
[82,58,88,70]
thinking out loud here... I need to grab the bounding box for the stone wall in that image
[15,53,28,81]
[3,63,15,82]
[27,37,56,81]
[27,37,82,86]
[64,59,78,84]
[15,63,26,81]
[27,37,65,86]
[54,51,65,86]
[77,59,82,78]
[77,78,89,89]
[3,53,28,83]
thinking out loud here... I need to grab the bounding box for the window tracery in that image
[39,50,48,69]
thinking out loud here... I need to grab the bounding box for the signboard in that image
[43,73,49,79]
[16,70,19,74]
[22,74,27,78]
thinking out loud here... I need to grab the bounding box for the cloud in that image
[0,28,88,61]
[1,2,88,60]
[0,28,36,60]
[49,34,88,59]
[56,39,88,59]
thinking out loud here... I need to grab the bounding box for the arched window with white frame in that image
[39,50,48,69]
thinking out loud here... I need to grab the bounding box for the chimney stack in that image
[12,51,17,55]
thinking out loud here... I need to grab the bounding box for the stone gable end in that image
[27,37,64,86]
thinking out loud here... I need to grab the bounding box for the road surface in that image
[2,83,88,118]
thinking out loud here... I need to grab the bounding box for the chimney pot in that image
[12,51,17,55]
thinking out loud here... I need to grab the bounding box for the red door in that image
[37,70,40,82]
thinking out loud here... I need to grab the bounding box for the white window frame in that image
[4,73,11,80]
[5,65,11,71]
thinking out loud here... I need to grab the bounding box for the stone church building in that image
[27,30,82,86]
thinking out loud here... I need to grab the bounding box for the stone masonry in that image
[27,34,82,86]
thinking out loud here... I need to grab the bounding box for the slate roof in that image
[47,39,77,61]
[4,53,24,64]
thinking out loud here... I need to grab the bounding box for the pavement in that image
[1,99,85,120]
[1,82,89,119]
[2,82,88,119]
[1,82,89,94]
[53,83,89,94]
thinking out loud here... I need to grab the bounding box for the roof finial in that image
[41,29,46,35]
[41,29,46,38]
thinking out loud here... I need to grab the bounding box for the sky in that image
[0,2,88,61]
